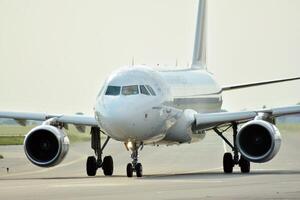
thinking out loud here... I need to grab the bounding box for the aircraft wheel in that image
[223,152,233,173]
[102,156,114,176]
[86,156,97,176]
[239,156,250,173]
[135,163,143,177]
[126,163,133,178]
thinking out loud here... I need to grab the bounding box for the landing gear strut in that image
[86,127,113,176]
[214,123,250,173]
[126,142,143,177]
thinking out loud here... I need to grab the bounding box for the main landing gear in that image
[86,127,114,176]
[125,142,143,178]
[214,123,250,174]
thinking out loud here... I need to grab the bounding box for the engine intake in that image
[24,125,69,167]
[236,120,281,163]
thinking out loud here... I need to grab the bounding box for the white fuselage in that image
[94,65,222,145]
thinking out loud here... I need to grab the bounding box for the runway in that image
[1,129,300,200]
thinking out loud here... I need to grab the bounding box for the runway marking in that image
[161,179,224,184]
[190,167,223,173]
[51,183,128,188]
[0,156,86,178]
[49,177,225,188]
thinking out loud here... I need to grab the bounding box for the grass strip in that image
[0,125,91,145]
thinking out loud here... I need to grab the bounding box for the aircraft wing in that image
[222,77,300,91]
[0,111,98,126]
[194,105,300,130]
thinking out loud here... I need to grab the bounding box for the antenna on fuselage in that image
[191,0,207,70]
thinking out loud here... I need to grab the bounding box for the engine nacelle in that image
[236,120,281,163]
[24,125,69,167]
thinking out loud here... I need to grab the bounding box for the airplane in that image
[1,0,300,178]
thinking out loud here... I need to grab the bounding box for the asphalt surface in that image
[1,129,300,200]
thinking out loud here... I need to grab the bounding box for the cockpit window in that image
[146,85,156,96]
[122,85,139,96]
[140,85,150,96]
[105,86,121,96]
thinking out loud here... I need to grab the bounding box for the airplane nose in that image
[98,99,124,119]
[96,96,158,141]
[96,97,138,139]
[95,96,166,142]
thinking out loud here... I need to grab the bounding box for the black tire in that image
[102,156,114,176]
[126,163,133,178]
[135,163,143,177]
[223,152,233,173]
[239,157,250,173]
[86,156,97,176]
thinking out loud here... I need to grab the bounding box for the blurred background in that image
[0,0,299,115]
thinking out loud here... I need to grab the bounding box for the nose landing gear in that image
[126,142,143,177]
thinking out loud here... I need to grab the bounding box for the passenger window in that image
[140,85,150,96]
[105,86,121,96]
[146,85,156,96]
[122,85,139,96]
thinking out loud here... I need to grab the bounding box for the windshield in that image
[140,85,150,95]
[122,85,139,96]
[105,86,121,96]
[146,85,156,96]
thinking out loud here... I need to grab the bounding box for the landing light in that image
[126,141,133,150]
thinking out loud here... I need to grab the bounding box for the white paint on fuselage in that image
[94,65,222,145]
[159,69,222,113]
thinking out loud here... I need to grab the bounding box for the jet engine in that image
[236,120,281,163]
[24,125,69,167]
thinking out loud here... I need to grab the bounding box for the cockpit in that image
[105,85,156,96]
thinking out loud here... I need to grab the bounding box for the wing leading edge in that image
[222,77,300,91]
[0,111,98,126]
[194,105,300,131]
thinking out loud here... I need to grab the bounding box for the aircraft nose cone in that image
[95,97,135,138]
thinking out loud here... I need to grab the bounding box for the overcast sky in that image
[0,0,299,115]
